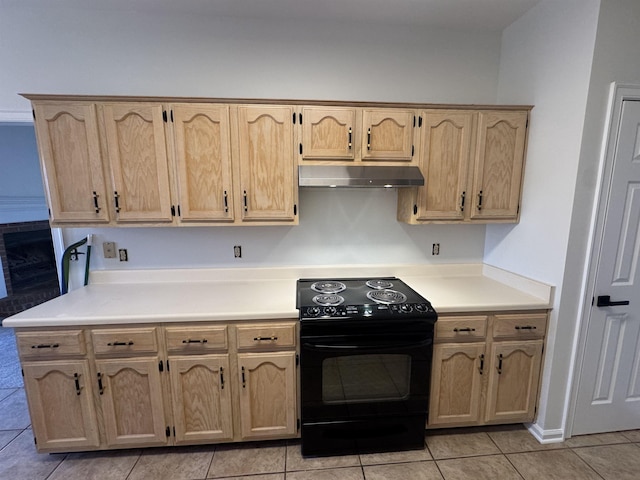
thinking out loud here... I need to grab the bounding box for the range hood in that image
[298,165,424,188]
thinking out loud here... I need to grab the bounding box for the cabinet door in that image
[470,111,528,220]
[33,103,109,223]
[237,106,297,222]
[429,343,485,427]
[416,111,474,220]
[23,360,99,451]
[485,340,543,423]
[301,107,356,160]
[171,104,234,222]
[168,355,233,444]
[237,351,297,440]
[361,109,416,161]
[102,103,173,223]
[96,357,167,447]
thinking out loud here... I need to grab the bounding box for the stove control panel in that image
[300,303,435,319]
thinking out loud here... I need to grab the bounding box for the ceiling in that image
[8,0,543,31]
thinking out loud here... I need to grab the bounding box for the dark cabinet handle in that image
[243,190,248,212]
[97,372,104,395]
[220,367,224,390]
[597,295,630,307]
[477,190,483,211]
[453,327,476,332]
[31,343,59,349]
[253,336,278,341]
[367,128,371,150]
[182,339,208,344]
[348,127,352,150]
[479,354,484,375]
[74,373,81,396]
[241,366,246,388]
[515,325,537,330]
[93,191,101,213]
[497,353,503,374]
[107,341,134,346]
[114,191,121,213]
[223,191,228,213]
[460,191,466,212]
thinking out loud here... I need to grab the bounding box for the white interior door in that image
[572,99,640,435]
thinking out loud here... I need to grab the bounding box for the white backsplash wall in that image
[62,189,485,288]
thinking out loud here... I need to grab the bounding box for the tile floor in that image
[1,327,640,479]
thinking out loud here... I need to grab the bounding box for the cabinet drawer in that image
[16,330,86,358]
[492,314,547,339]
[435,316,487,342]
[165,326,228,353]
[236,323,296,350]
[91,328,158,355]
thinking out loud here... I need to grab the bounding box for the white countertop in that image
[2,264,554,328]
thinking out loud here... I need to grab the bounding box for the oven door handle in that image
[303,339,432,351]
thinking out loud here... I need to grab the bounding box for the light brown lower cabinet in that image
[95,357,168,448]
[168,354,234,444]
[237,351,297,440]
[22,360,100,451]
[428,311,548,428]
[16,320,299,453]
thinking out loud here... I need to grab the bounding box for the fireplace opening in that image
[4,229,59,294]
[0,221,61,319]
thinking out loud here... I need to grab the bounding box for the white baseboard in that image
[526,422,565,443]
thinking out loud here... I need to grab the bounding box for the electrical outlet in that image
[234,245,242,258]
[432,243,440,255]
[118,249,128,261]
[103,242,116,259]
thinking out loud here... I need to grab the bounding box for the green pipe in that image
[61,236,89,295]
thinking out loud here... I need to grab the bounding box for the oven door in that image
[300,330,432,422]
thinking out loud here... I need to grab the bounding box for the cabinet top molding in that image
[20,93,533,111]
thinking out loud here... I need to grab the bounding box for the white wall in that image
[0,3,503,287]
[488,0,600,434]
[0,4,501,117]
[61,189,487,290]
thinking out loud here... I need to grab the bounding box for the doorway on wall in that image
[570,85,640,436]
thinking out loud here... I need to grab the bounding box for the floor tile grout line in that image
[501,452,528,480]
[123,449,145,480]
[567,447,607,480]
[42,452,69,480]
[204,444,217,479]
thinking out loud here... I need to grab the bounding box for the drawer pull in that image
[253,336,278,342]
[107,341,134,346]
[182,339,208,344]
[31,343,59,349]
[515,326,537,330]
[453,327,476,333]
[74,373,81,395]
[479,354,484,375]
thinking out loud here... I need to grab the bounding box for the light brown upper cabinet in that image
[236,105,298,223]
[414,110,474,221]
[398,109,529,224]
[469,111,528,220]
[102,103,174,223]
[361,109,416,161]
[170,104,234,222]
[301,107,356,161]
[299,107,418,164]
[33,103,110,223]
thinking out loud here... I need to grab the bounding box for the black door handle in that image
[597,295,630,307]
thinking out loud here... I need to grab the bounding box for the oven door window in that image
[322,354,411,404]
